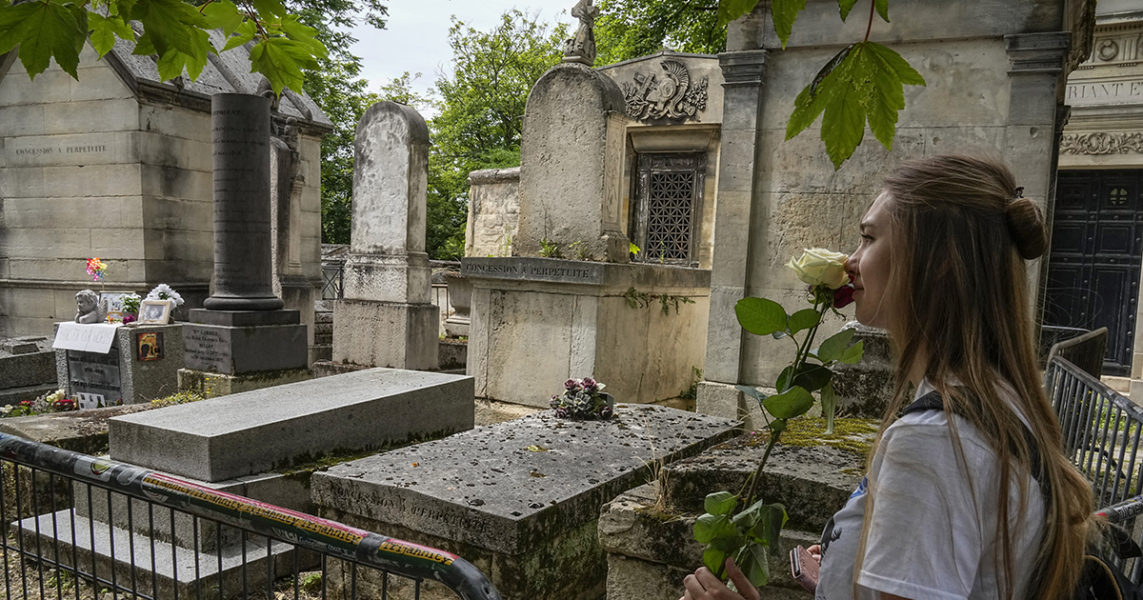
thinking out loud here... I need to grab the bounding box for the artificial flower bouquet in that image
[550,377,614,419]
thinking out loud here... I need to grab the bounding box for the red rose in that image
[833,284,855,309]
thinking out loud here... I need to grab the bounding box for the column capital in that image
[1005,32,1071,75]
[719,50,768,88]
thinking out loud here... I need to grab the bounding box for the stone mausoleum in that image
[0,33,330,361]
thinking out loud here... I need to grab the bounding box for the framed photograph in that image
[137,299,172,325]
[137,331,163,361]
[100,291,135,323]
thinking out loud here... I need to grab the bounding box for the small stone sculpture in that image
[563,0,598,66]
[75,289,104,324]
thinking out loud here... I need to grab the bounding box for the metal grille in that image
[632,153,704,265]
[1,434,500,600]
[646,171,695,262]
[1046,356,1143,583]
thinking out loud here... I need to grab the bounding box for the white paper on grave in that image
[53,322,120,353]
[76,392,105,410]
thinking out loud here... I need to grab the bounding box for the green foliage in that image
[786,41,925,168]
[694,493,788,587]
[286,0,389,245]
[426,11,566,259]
[594,0,725,65]
[623,287,697,315]
[0,0,334,96]
[538,239,563,259]
[711,0,921,169]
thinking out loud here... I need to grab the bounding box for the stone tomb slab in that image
[311,404,739,600]
[110,368,474,482]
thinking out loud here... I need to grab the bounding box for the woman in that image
[682,155,1094,600]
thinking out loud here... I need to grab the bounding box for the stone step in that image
[111,367,474,482]
[14,509,304,599]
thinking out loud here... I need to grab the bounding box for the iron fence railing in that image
[1046,356,1143,583]
[0,433,500,600]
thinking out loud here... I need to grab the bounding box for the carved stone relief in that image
[1060,132,1143,155]
[621,59,709,122]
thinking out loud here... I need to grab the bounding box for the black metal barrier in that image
[0,433,501,599]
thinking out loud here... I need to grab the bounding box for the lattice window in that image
[1109,186,1130,207]
[632,153,705,265]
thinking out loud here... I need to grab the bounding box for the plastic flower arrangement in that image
[120,293,142,324]
[2,389,77,418]
[147,284,185,307]
[550,377,613,419]
[692,247,864,589]
[85,257,106,282]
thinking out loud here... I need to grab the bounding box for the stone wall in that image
[699,0,1093,425]
[465,167,520,258]
[0,41,328,360]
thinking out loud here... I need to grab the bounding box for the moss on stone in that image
[744,417,878,458]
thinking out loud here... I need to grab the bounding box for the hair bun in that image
[1006,197,1047,260]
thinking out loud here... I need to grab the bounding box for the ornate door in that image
[631,153,705,266]
[1045,170,1143,375]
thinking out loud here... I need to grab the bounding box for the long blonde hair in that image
[864,155,1092,599]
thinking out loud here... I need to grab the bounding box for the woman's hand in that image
[680,558,760,600]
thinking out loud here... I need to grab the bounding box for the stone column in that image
[203,93,283,311]
[1003,32,1071,307]
[333,101,438,370]
[180,94,308,387]
[695,5,768,422]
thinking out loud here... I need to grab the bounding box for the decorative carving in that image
[622,60,709,122]
[1098,39,1119,61]
[1060,132,1143,155]
[563,0,598,66]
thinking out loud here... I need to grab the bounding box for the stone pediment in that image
[597,52,723,124]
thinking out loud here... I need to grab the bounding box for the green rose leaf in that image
[738,542,771,587]
[839,339,865,364]
[702,546,728,574]
[821,381,838,434]
[769,418,788,435]
[817,328,855,363]
[762,386,813,419]
[793,363,833,392]
[753,502,788,549]
[694,513,734,544]
[787,308,821,335]
[775,365,794,393]
[736,297,788,337]
[786,41,925,169]
[735,385,767,404]
[704,491,739,516]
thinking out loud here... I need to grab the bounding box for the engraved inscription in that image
[183,327,231,372]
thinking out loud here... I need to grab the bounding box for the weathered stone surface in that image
[176,366,312,398]
[465,167,519,258]
[659,430,868,532]
[312,405,737,599]
[332,300,438,370]
[0,336,54,390]
[182,318,307,375]
[516,62,629,261]
[110,368,474,481]
[464,257,710,406]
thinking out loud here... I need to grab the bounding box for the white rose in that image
[786,248,849,289]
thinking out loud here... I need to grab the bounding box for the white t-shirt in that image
[815,381,1045,600]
